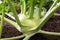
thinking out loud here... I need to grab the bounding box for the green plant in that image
[0,0,60,40]
[0,0,5,38]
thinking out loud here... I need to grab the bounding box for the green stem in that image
[29,0,34,19]
[49,0,58,10]
[7,0,22,27]
[0,22,1,38]
[1,34,25,40]
[36,2,60,31]
[20,0,26,14]
[38,30,60,36]
[38,0,45,18]
[0,0,5,38]
[4,18,21,31]
[23,36,30,40]
[0,15,21,32]
[23,34,35,40]
[54,13,60,16]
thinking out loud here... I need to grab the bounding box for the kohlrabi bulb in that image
[19,13,40,31]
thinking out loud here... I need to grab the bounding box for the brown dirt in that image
[1,22,22,38]
[29,33,60,40]
[16,7,21,14]
[42,16,60,32]
[5,14,16,22]
[56,10,60,14]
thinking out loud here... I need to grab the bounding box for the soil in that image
[5,14,16,22]
[56,10,60,14]
[42,16,60,32]
[29,33,60,40]
[1,22,22,38]
[16,7,21,14]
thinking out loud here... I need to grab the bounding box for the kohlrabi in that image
[1,0,60,40]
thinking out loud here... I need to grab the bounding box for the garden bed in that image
[42,16,60,32]
[30,33,60,40]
